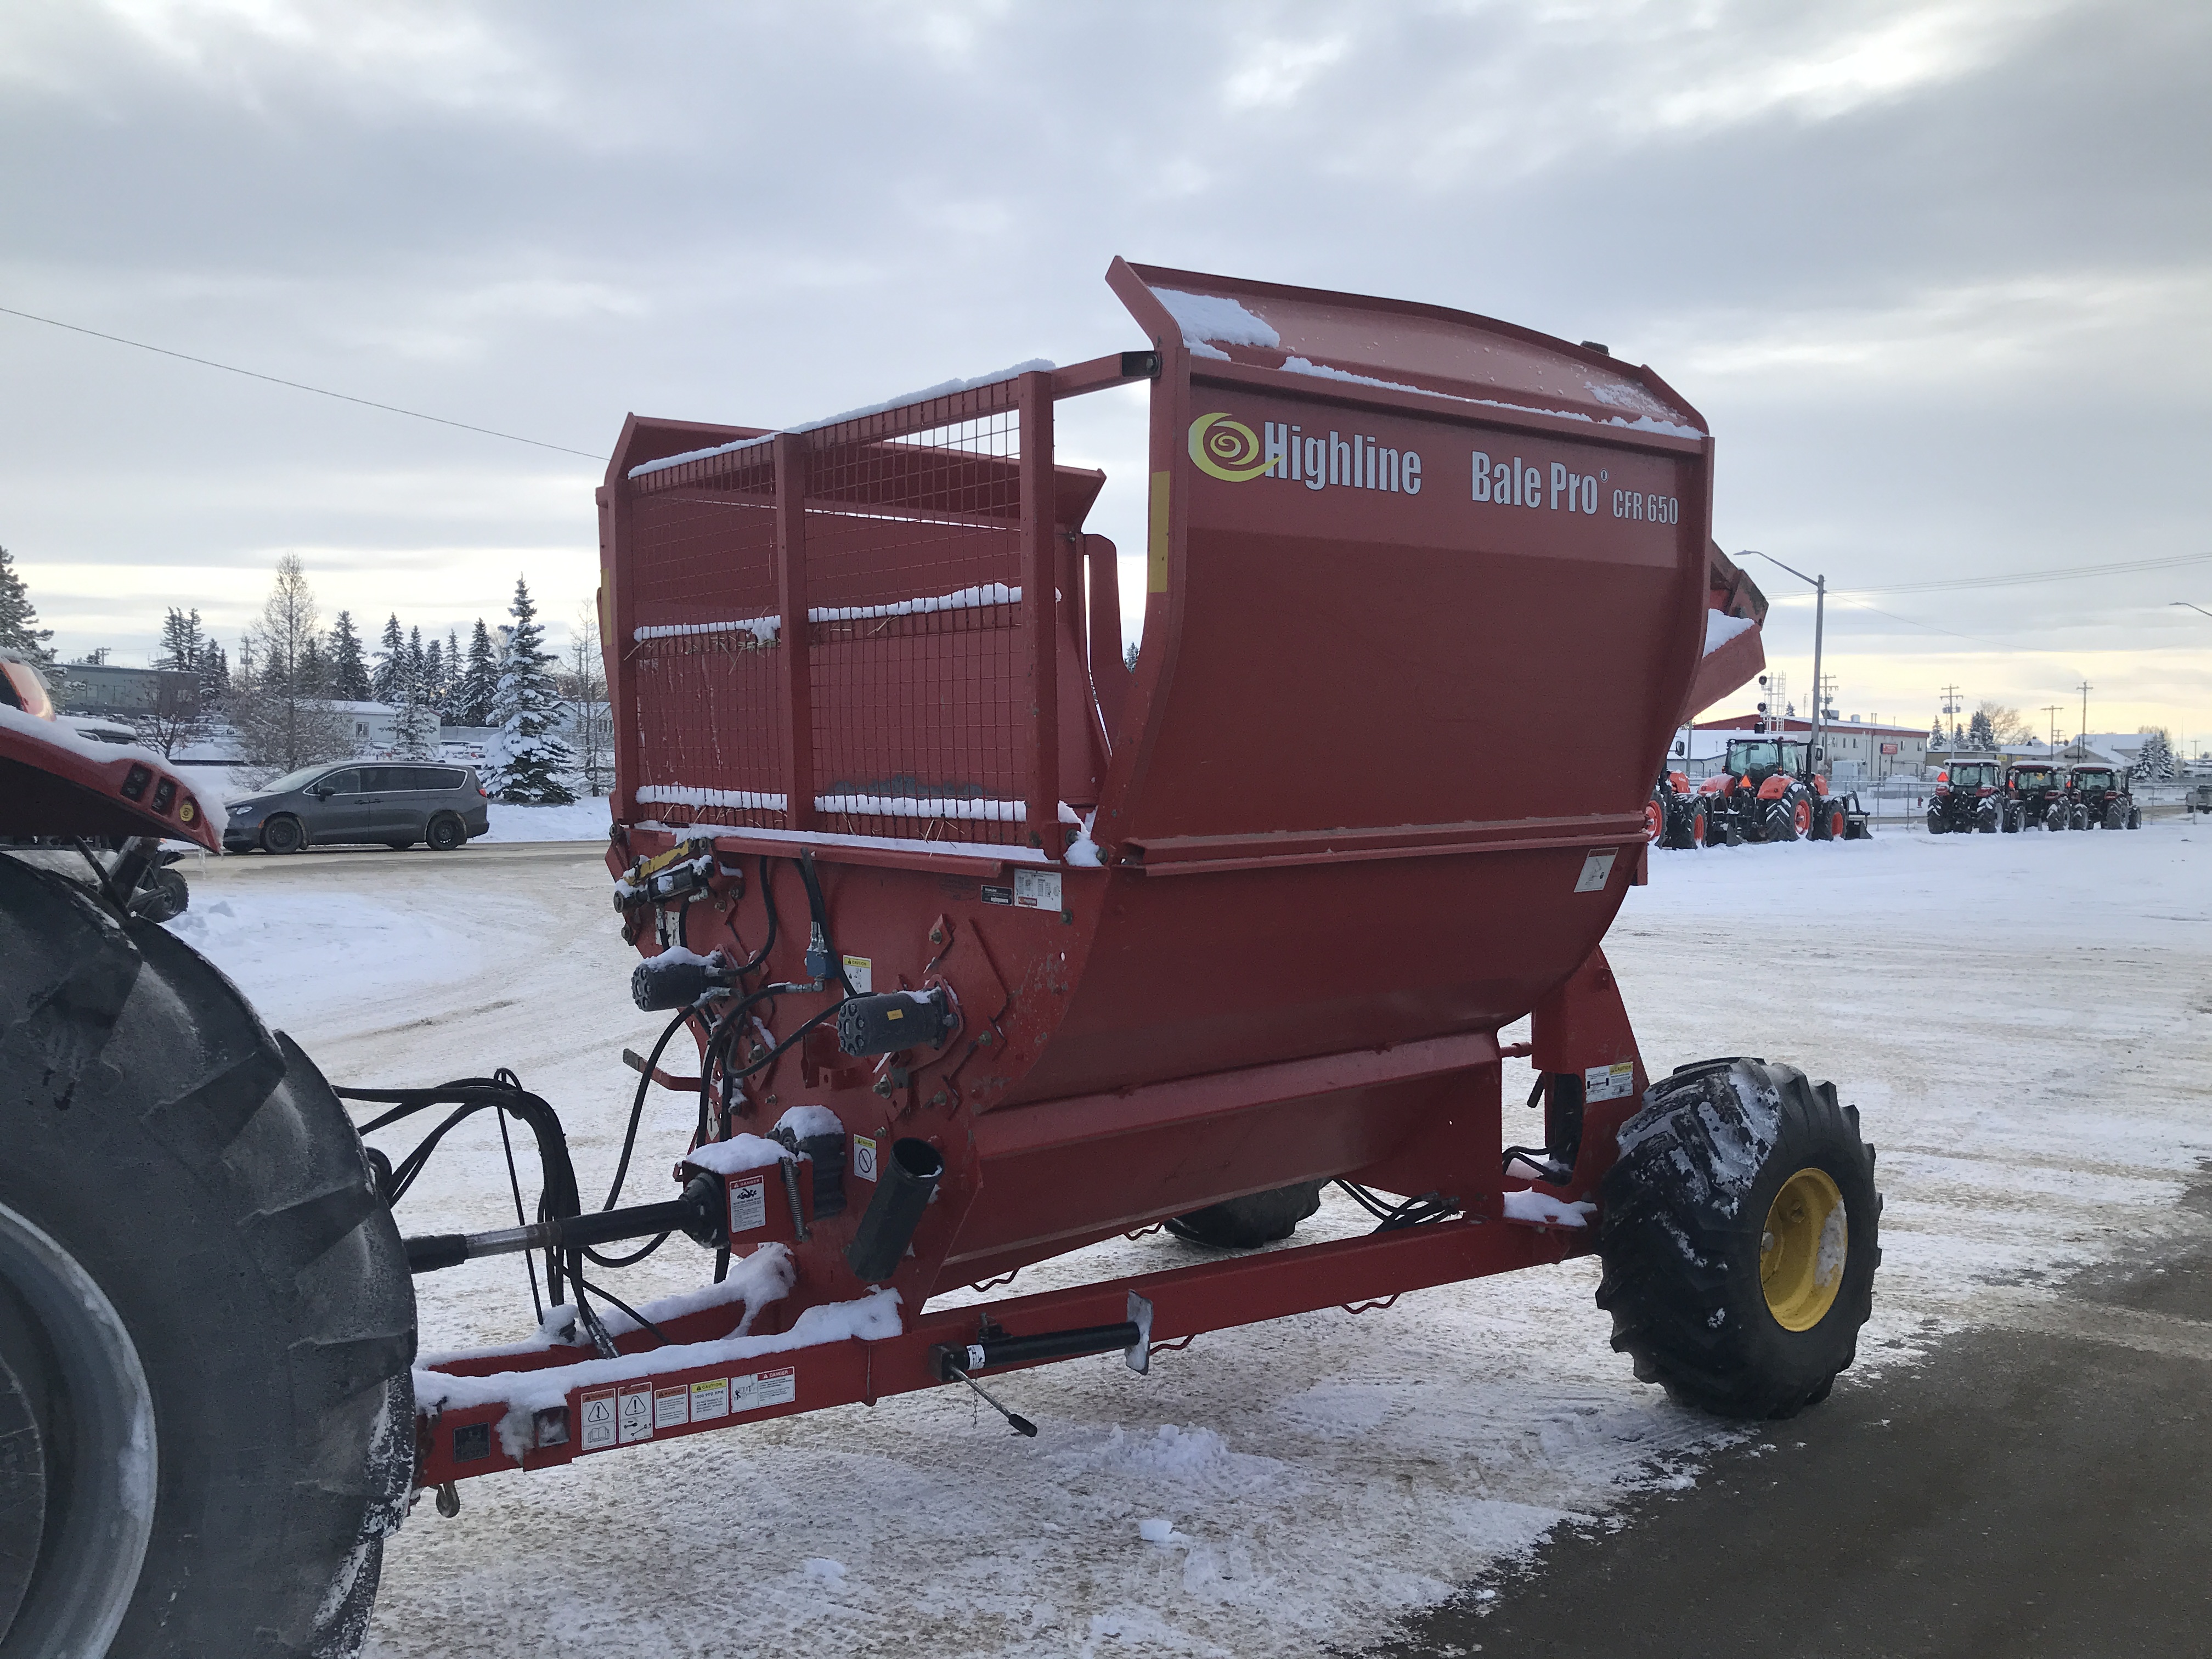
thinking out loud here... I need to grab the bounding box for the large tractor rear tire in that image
[1925,806,1946,836]
[0,855,416,1658]
[1168,1181,1326,1249]
[1595,1057,1879,1420]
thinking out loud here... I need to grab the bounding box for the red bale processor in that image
[0,261,1880,1656]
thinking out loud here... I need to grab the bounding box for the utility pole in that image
[1742,551,1827,778]
[2076,680,2091,759]
[1940,682,1963,746]
[2042,704,2062,759]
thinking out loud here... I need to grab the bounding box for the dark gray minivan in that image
[223,761,491,854]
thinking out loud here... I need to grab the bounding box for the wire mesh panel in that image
[624,449,788,831]
[803,399,1027,845]
[620,379,1045,845]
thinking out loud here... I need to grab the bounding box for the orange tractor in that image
[1655,735,1869,847]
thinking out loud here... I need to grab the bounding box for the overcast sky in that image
[4,0,2207,746]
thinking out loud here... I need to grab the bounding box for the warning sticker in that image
[617,1384,654,1444]
[1573,849,1618,893]
[732,1366,798,1413]
[690,1377,730,1421]
[727,1173,767,1234]
[853,1136,878,1182]
[1584,1060,1637,1102]
[1013,870,1064,911]
[981,883,1013,906]
[842,953,873,993]
[579,1386,619,1452]
[653,1385,690,1430]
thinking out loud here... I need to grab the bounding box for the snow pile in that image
[816,793,1026,822]
[479,798,613,843]
[1501,1190,1598,1228]
[1703,611,1757,654]
[628,360,1056,479]
[0,699,166,770]
[633,614,780,645]
[682,1134,792,1176]
[1280,356,1706,438]
[1150,287,1283,360]
[1065,809,1103,867]
[810,581,1018,624]
[633,785,788,812]
[774,1104,844,1142]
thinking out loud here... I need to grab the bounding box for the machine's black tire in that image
[1925,808,1945,836]
[1977,805,1999,833]
[262,814,306,854]
[1686,800,1710,848]
[1761,800,1797,843]
[2045,803,2069,831]
[2128,804,2142,830]
[2001,804,2021,833]
[1169,1181,1325,1249]
[426,813,465,853]
[0,855,416,1657]
[2070,804,2089,831]
[1595,1057,1880,1420]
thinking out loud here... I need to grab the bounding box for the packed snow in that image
[159,819,2212,1657]
[1703,610,1757,653]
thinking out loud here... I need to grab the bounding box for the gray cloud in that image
[3,0,2206,738]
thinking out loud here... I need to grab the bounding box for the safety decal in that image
[1573,850,1618,893]
[727,1173,768,1234]
[1584,1060,1636,1102]
[732,1366,797,1413]
[842,953,873,992]
[653,1385,691,1430]
[579,1385,619,1452]
[853,1136,878,1182]
[1013,870,1063,911]
[618,1383,654,1444]
[690,1377,730,1421]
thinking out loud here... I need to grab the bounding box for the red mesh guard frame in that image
[606,381,1107,847]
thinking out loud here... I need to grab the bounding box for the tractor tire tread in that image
[0,855,415,1658]
[1596,1056,1878,1421]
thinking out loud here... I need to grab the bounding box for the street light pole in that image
[1743,551,1827,777]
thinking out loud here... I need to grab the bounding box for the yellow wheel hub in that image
[1759,1167,1847,1331]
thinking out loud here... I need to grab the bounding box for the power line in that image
[0,302,601,460]
[1828,548,2212,598]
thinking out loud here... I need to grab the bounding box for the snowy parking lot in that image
[173,822,2212,1658]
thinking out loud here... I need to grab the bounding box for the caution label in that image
[617,1384,654,1444]
[732,1366,797,1413]
[1585,1060,1637,1102]
[852,1136,878,1183]
[690,1377,730,1421]
[579,1386,619,1452]
[842,953,873,992]
[727,1173,768,1234]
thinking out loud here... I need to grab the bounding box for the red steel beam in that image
[773,432,816,833]
[1020,371,1059,849]
[413,1212,1582,1488]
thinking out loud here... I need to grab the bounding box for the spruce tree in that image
[481,577,574,804]
[2133,728,2176,781]
[393,651,440,760]
[0,544,56,667]
[1966,709,1996,752]
[423,636,444,705]
[370,613,406,704]
[328,611,372,701]
[455,618,499,726]
[156,607,206,674]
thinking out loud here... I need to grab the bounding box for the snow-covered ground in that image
[170,823,2212,1657]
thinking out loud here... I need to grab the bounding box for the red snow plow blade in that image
[1684,541,1768,720]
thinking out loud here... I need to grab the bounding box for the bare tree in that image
[231,554,352,771]
[567,601,611,797]
[1976,701,2036,745]
[131,673,211,759]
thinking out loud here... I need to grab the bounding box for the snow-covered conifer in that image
[480,577,574,803]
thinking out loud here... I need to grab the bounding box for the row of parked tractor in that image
[1924,760,2142,834]
[1647,735,1874,849]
